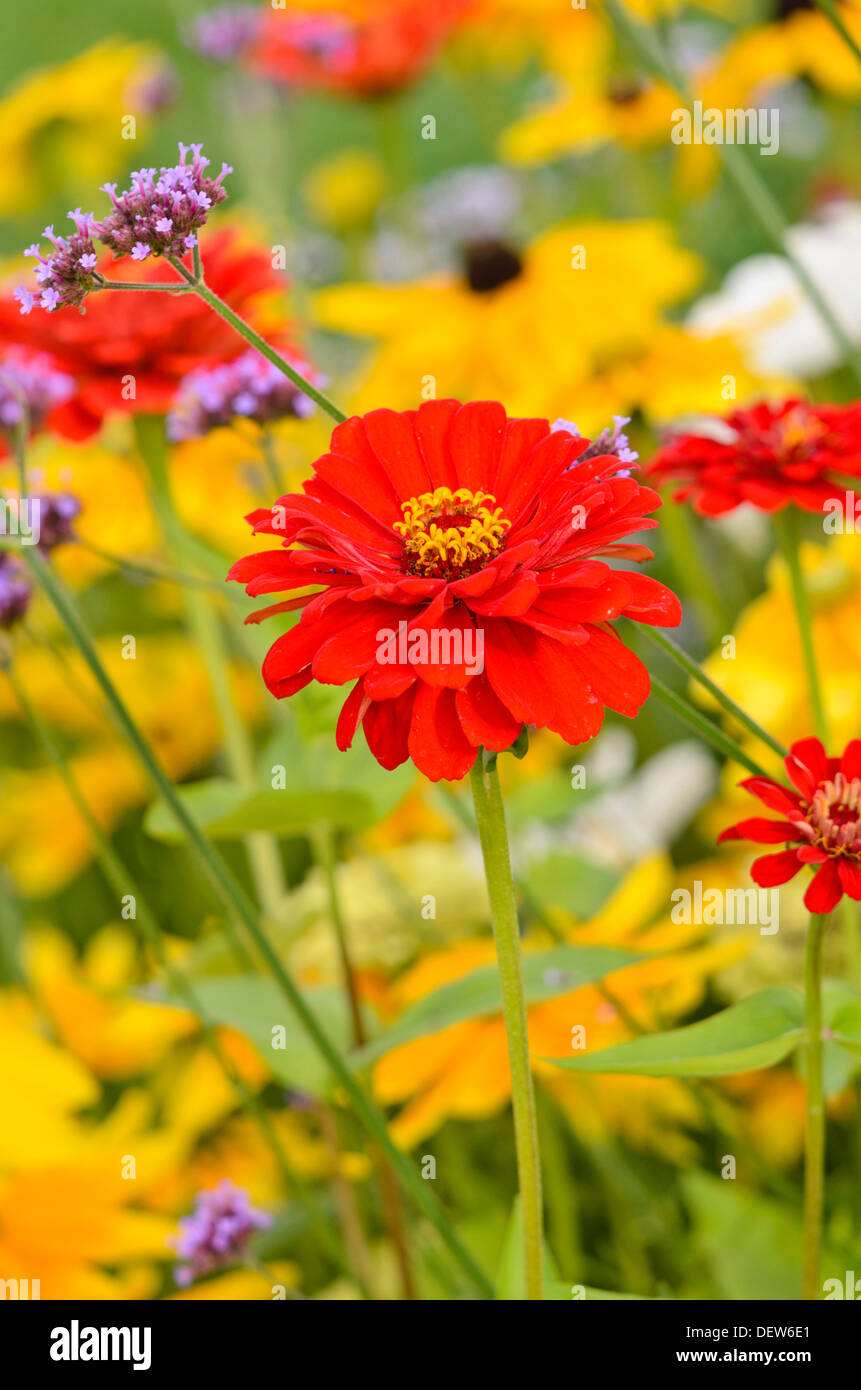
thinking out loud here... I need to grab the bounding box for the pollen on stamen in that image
[393,485,510,580]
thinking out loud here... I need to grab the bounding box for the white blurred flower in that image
[687,200,861,378]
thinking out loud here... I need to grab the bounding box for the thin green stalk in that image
[636,624,789,760]
[803,912,829,1301]
[78,538,248,600]
[469,755,543,1301]
[814,0,861,69]
[649,674,771,777]
[658,500,731,641]
[773,507,828,745]
[21,545,492,1299]
[604,0,861,388]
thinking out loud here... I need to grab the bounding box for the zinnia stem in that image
[469,754,543,1301]
[638,625,789,760]
[803,912,829,1301]
[773,507,828,746]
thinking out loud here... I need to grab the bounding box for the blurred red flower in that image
[229,399,681,781]
[251,0,475,97]
[0,229,287,440]
[719,736,861,914]
[646,399,861,516]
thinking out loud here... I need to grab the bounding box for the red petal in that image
[804,858,843,914]
[362,408,433,500]
[785,737,828,797]
[408,684,477,782]
[413,399,460,489]
[455,676,523,752]
[738,776,803,816]
[336,680,370,751]
[448,401,507,493]
[838,858,861,900]
[719,817,800,844]
[620,572,682,628]
[362,691,414,771]
[750,849,801,886]
[841,739,861,781]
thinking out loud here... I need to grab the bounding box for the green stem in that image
[803,912,829,1301]
[649,674,771,776]
[774,507,828,745]
[20,546,492,1299]
[469,755,543,1301]
[637,625,789,760]
[604,0,861,389]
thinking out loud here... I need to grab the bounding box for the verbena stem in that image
[803,912,829,1300]
[469,755,543,1300]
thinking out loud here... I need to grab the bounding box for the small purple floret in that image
[0,349,74,430]
[173,1181,271,1288]
[553,415,639,472]
[17,210,99,315]
[186,5,262,63]
[166,349,324,441]
[92,143,232,266]
[0,554,32,631]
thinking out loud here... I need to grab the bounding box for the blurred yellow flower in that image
[314,218,782,429]
[302,149,387,231]
[0,40,164,216]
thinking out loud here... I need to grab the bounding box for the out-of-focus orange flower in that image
[252,0,475,97]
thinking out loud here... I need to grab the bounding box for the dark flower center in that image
[773,0,814,16]
[464,239,523,294]
[606,77,647,105]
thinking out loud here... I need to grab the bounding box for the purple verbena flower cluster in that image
[187,5,262,62]
[15,210,99,315]
[0,555,32,631]
[553,415,639,472]
[173,1181,271,1288]
[166,349,323,441]
[0,349,74,431]
[94,143,232,264]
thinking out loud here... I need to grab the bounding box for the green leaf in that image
[542,987,805,1078]
[161,974,364,1098]
[829,999,861,1055]
[520,851,622,920]
[144,777,375,839]
[351,945,642,1068]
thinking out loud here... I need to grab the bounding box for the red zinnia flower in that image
[719,736,861,914]
[229,400,682,781]
[251,0,474,98]
[646,398,861,516]
[0,228,287,440]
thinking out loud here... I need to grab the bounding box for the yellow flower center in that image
[393,486,511,580]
